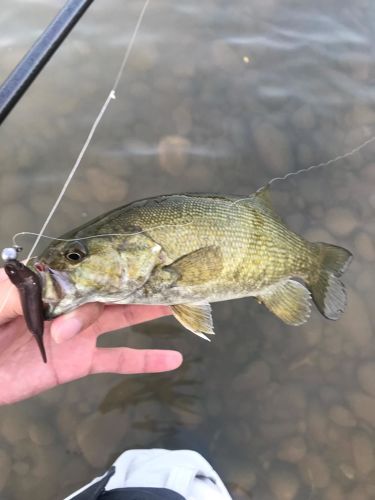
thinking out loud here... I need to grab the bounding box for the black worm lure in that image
[4,258,47,363]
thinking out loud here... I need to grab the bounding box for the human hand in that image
[0,267,183,405]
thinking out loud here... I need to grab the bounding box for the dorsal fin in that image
[251,185,282,221]
[254,184,273,209]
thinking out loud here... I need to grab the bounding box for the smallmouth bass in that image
[34,189,352,339]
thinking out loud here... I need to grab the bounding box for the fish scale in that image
[36,190,352,338]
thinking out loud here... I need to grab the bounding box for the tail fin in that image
[309,243,352,320]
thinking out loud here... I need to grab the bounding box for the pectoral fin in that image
[171,303,215,341]
[257,279,312,326]
[166,246,222,286]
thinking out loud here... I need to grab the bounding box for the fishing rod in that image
[0,0,95,361]
[0,0,151,363]
[0,0,95,125]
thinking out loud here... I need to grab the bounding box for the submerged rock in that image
[347,392,375,428]
[307,403,328,444]
[325,207,358,237]
[299,452,331,489]
[342,290,373,349]
[253,122,292,175]
[351,430,375,477]
[291,105,316,130]
[277,435,306,463]
[355,232,375,262]
[358,362,375,397]
[28,422,56,447]
[322,482,344,500]
[347,485,370,500]
[0,449,11,491]
[158,135,191,175]
[328,405,356,427]
[13,461,30,476]
[233,359,271,392]
[86,167,128,203]
[76,411,129,468]
[1,412,29,444]
[269,464,300,500]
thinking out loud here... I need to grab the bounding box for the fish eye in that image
[64,242,87,263]
[65,252,83,262]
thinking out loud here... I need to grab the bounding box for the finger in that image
[0,267,7,282]
[50,302,104,343]
[86,304,171,337]
[91,347,183,374]
[0,278,23,324]
[51,303,171,343]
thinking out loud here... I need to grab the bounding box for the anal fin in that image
[257,279,312,326]
[171,303,215,341]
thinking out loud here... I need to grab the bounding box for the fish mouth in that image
[33,262,76,319]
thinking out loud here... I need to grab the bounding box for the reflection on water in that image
[1,0,375,498]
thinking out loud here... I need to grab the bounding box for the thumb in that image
[50,302,104,343]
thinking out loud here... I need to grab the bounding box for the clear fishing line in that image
[229,132,375,208]
[11,125,375,246]
[12,219,195,248]
[0,0,151,315]
[264,133,375,190]
[24,0,151,266]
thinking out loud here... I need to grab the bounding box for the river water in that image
[0,0,375,498]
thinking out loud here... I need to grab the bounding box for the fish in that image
[4,259,47,362]
[33,189,352,340]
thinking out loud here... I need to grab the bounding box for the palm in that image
[0,270,182,405]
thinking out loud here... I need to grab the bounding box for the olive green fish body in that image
[36,190,352,339]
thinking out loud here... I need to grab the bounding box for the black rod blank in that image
[0,0,95,125]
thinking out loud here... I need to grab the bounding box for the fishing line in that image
[260,133,375,191]
[23,0,150,267]
[229,132,375,208]
[10,131,375,250]
[0,0,150,315]
[8,0,375,255]
[12,219,194,247]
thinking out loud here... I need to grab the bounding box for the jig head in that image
[2,247,47,363]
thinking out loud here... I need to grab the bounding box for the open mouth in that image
[32,262,76,317]
[48,268,73,299]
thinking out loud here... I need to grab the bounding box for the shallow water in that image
[0,0,375,498]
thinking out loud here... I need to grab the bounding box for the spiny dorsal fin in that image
[257,279,312,326]
[171,303,215,341]
[166,246,222,286]
[254,185,273,209]
[250,185,282,222]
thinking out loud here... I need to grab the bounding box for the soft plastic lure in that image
[2,249,47,363]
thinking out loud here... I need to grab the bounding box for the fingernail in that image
[53,317,82,344]
[169,351,183,368]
